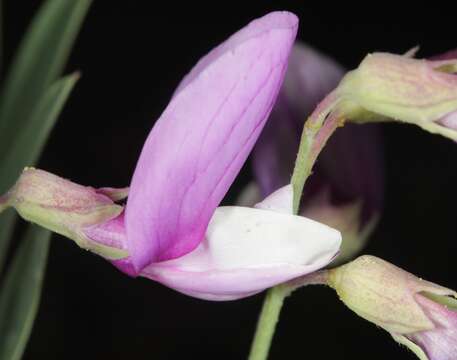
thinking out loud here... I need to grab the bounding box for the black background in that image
[2,1,457,359]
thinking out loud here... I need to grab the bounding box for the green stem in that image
[285,270,329,292]
[248,285,291,360]
[248,271,330,360]
[247,90,342,360]
[291,90,341,213]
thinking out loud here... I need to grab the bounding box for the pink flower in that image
[1,12,341,300]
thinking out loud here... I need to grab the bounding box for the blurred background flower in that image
[248,41,383,265]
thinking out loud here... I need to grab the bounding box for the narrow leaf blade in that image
[0,0,91,163]
[0,73,79,270]
[0,72,80,192]
[0,226,51,360]
[0,0,3,74]
[0,210,16,272]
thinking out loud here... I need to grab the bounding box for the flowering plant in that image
[0,3,456,360]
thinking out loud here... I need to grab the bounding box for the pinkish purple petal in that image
[125,12,298,270]
[407,294,457,359]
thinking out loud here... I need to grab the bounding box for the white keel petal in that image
[254,184,294,214]
[142,205,341,300]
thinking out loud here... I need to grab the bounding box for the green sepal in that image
[3,168,128,260]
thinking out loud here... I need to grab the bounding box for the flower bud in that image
[328,255,457,359]
[336,52,457,140]
[0,168,128,259]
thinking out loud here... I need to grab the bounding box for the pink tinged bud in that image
[337,52,457,140]
[328,255,457,359]
[1,168,128,259]
[126,11,299,270]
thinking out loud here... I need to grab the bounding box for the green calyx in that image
[327,255,435,334]
[333,52,457,140]
[1,167,128,260]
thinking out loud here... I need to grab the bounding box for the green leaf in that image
[0,1,91,356]
[0,0,91,183]
[0,73,79,271]
[0,225,51,360]
[0,209,16,272]
[0,72,80,192]
[0,0,3,74]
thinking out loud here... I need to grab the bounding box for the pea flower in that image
[328,255,457,359]
[240,42,383,264]
[0,12,341,301]
[327,51,457,141]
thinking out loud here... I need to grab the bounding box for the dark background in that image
[2,1,457,359]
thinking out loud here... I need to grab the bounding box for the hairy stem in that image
[285,270,329,292]
[291,90,341,213]
[248,90,342,360]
